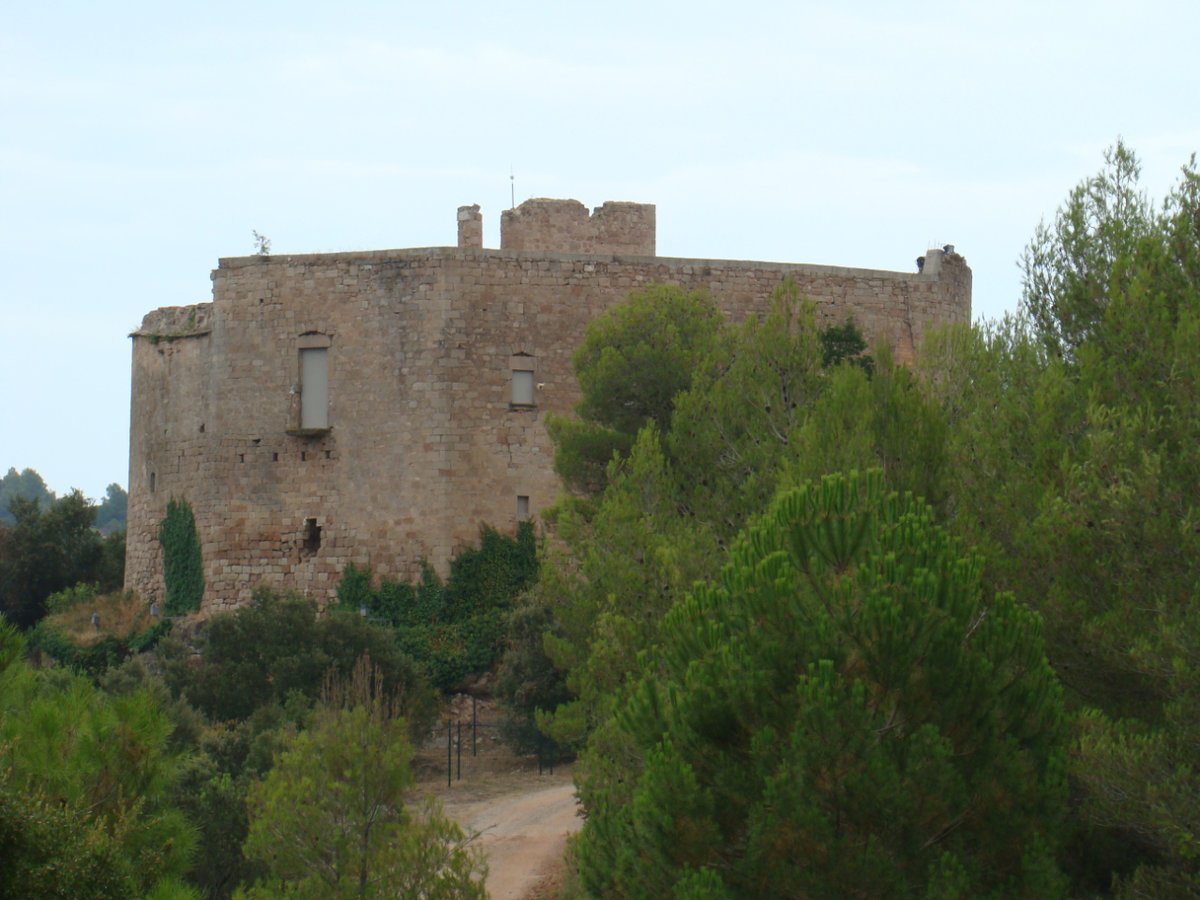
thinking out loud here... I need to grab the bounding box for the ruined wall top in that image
[498,198,655,256]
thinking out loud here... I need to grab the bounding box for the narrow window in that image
[149,472,156,493]
[300,347,329,429]
[512,370,534,406]
[516,495,530,521]
[510,353,536,407]
[303,518,321,555]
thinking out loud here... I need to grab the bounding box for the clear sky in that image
[3,0,1197,501]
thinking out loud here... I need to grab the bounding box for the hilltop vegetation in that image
[0,479,126,628]
[0,469,126,532]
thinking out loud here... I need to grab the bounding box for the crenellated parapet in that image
[499,198,655,256]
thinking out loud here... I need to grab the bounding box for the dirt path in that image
[440,777,581,899]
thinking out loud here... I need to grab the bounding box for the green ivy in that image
[337,522,538,691]
[159,498,204,615]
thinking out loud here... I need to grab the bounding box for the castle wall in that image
[126,211,970,613]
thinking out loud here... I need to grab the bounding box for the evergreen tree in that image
[0,490,102,627]
[549,285,723,494]
[0,467,54,527]
[0,617,198,897]
[574,472,1067,898]
[921,144,1200,894]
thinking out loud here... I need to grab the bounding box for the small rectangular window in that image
[516,495,530,521]
[511,370,535,406]
[510,353,536,408]
[300,347,329,429]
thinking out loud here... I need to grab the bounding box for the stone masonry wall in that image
[500,199,655,256]
[127,210,969,614]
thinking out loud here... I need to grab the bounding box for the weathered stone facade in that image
[126,198,971,613]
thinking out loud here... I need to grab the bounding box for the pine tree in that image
[575,472,1067,898]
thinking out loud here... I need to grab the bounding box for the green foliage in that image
[921,143,1200,894]
[1021,140,1155,359]
[0,489,104,628]
[0,466,54,527]
[26,624,127,677]
[538,428,722,752]
[494,567,578,757]
[790,345,948,512]
[156,594,437,894]
[26,588,173,677]
[551,285,723,493]
[160,588,436,737]
[46,581,99,614]
[338,523,539,691]
[241,656,486,898]
[0,616,197,895]
[820,315,875,374]
[667,278,827,538]
[159,698,301,898]
[531,279,948,767]
[573,284,724,435]
[0,778,142,899]
[159,497,204,615]
[94,482,128,533]
[574,472,1067,898]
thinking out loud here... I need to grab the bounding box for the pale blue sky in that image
[3,0,1198,500]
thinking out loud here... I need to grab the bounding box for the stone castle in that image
[126,198,971,612]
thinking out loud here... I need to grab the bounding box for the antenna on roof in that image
[510,166,515,210]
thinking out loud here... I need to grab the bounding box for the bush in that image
[160,588,436,739]
[337,523,539,691]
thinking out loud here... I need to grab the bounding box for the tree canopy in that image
[572,472,1067,898]
[506,141,1200,897]
[240,656,486,898]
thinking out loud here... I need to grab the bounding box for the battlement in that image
[496,198,655,256]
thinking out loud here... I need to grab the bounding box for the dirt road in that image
[442,777,581,899]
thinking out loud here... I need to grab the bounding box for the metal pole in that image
[447,720,452,788]
[456,721,463,781]
[472,696,478,757]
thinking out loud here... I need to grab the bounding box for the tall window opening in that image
[297,332,332,430]
[302,518,322,555]
[300,348,328,429]
[510,353,536,407]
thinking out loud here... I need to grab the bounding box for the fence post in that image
[447,719,452,788]
[456,721,463,781]
[472,696,478,757]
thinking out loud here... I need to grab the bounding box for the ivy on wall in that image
[337,522,539,691]
[159,497,203,615]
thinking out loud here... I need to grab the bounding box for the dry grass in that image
[45,590,157,645]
